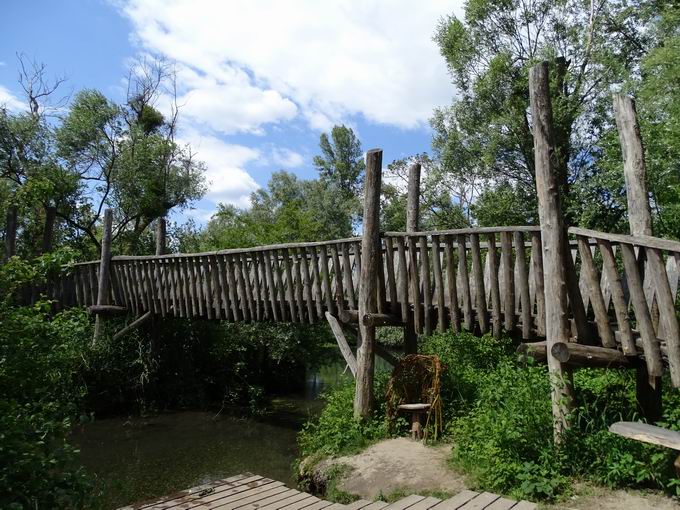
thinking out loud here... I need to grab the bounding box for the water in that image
[73,362,353,509]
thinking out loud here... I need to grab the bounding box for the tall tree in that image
[55,58,206,254]
[432,0,652,227]
[313,125,365,198]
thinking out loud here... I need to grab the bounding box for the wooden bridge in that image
[37,223,680,383]
[21,62,680,437]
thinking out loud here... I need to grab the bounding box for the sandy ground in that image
[321,438,679,509]
[330,438,466,499]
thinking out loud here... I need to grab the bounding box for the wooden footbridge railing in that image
[34,224,680,384]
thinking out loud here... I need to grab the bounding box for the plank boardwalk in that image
[117,473,536,510]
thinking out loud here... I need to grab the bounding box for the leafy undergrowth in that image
[299,330,680,503]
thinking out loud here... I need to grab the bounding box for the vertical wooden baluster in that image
[431,235,446,333]
[216,254,230,321]
[621,243,663,378]
[444,235,460,333]
[531,232,546,337]
[422,236,433,334]
[470,233,489,334]
[201,256,213,320]
[225,254,241,321]
[241,253,256,320]
[318,246,335,316]
[182,257,194,317]
[255,252,269,320]
[597,240,634,354]
[272,251,287,321]
[577,236,615,347]
[281,248,296,322]
[342,243,356,310]
[299,247,315,323]
[409,235,422,334]
[354,240,362,296]
[514,231,532,339]
[292,250,305,322]
[457,234,473,331]
[262,250,279,322]
[396,237,409,323]
[308,246,323,319]
[251,253,262,321]
[487,234,502,338]
[501,231,515,332]
[384,237,398,315]
[331,244,345,313]
[376,241,386,314]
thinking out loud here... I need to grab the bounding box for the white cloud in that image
[173,64,297,135]
[0,85,25,111]
[178,128,260,208]
[119,0,461,132]
[268,147,304,169]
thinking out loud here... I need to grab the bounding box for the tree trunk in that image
[155,216,167,256]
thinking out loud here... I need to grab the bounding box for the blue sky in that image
[1,0,463,222]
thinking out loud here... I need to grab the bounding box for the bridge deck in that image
[33,225,680,386]
[116,473,536,510]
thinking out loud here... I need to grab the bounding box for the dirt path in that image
[320,438,679,509]
[328,438,466,499]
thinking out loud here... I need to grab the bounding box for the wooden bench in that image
[609,421,680,474]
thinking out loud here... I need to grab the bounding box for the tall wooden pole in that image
[155,216,167,256]
[529,62,574,442]
[404,162,421,353]
[406,162,421,232]
[93,209,113,344]
[354,148,382,419]
[613,94,662,421]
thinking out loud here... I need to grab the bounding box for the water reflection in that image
[73,358,356,509]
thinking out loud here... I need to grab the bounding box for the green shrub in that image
[449,360,568,501]
[299,374,391,457]
[421,331,514,419]
[0,255,95,508]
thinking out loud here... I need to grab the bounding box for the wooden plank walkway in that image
[117,473,536,510]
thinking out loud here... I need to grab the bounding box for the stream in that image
[72,362,354,509]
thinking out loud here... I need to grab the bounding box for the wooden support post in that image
[404,161,421,354]
[354,148,382,419]
[614,93,663,421]
[406,162,421,233]
[529,62,574,442]
[326,312,357,378]
[93,209,113,344]
[155,216,167,256]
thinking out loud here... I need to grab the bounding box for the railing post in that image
[93,209,113,345]
[404,162,421,353]
[354,149,382,419]
[529,62,574,442]
[614,94,663,420]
